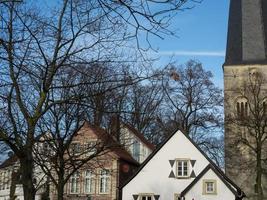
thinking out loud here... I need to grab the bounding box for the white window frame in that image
[84,170,94,194]
[176,159,190,178]
[139,194,154,200]
[99,169,110,194]
[132,139,140,162]
[203,179,217,195]
[174,193,180,200]
[70,171,80,194]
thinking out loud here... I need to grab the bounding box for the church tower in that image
[224,0,267,199]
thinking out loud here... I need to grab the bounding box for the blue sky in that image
[40,0,229,87]
[152,0,230,88]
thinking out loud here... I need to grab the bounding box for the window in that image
[99,169,110,194]
[6,170,10,189]
[174,193,180,200]
[203,180,217,195]
[132,140,140,162]
[263,100,267,115]
[236,98,248,119]
[176,160,190,178]
[72,143,81,154]
[139,195,153,200]
[87,141,97,155]
[84,170,94,194]
[0,172,2,190]
[70,171,80,194]
[3,171,7,190]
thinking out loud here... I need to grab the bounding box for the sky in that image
[40,0,230,88]
[152,0,230,88]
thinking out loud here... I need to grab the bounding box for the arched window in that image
[263,100,267,115]
[236,97,248,119]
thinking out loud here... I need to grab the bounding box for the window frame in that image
[71,142,81,155]
[84,170,94,194]
[70,171,80,194]
[132,139,140,162]
[236,97,249,119]
[139,193,154,200]
[87,140,98,155]
[202,179,217,195]
[99,169,110,194]
[174,193,180,200]
[175,159,190,178]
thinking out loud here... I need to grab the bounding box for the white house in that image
[121,130,245,200]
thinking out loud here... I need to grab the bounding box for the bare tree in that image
[122,80,163,134]
[160,60,224,165]
[0,1,198,198]
[227,71,267,200]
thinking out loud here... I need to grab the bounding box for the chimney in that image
[110,114,121,142]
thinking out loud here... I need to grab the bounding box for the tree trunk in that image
[10,168,21,200]
[20,152,35,200]
[256,146,263,200]
[57,151,65,200]
[57,180,65,200]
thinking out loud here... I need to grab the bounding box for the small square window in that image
[203,180,217,195]
[174,193,180,200]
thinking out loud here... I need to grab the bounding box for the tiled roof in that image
[83,122,139,165]
[0,155,18,169]
[225,0,267,65]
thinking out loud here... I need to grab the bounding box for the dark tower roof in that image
[225,0,267,65]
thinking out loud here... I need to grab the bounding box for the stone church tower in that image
[224,0,267,199]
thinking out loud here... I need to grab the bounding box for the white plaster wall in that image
[185,169,235,200]
[120,126,151,163]
[122,131,210,200]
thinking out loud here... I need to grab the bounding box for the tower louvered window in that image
[236,98,248,119]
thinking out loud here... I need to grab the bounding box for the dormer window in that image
[132,140,140,162]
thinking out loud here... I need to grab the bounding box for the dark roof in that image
[225,0,267,65]
[121,123,155,151]
[120,129,245,198]
[180,164,245,198]
[83,122,139,166]
[0,155,18,169]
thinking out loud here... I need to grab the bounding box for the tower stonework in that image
[224,0,267,200]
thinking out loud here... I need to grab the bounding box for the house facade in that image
[121,130,245,200]
[0,121,154,200]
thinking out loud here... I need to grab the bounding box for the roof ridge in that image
[180,164,240,198]
[120,128,244,197]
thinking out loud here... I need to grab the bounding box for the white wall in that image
[185,169,235,200]
[122,131,211,200]
[120,126,151,163]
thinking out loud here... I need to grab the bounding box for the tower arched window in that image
[263,100,267,115]
[236,98,248,119]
